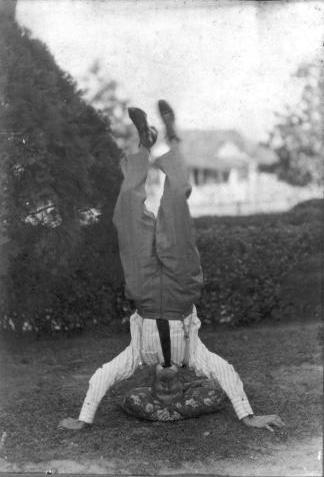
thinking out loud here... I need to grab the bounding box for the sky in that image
[16,0,324,141]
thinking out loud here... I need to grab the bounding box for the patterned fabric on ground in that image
[120,379,226,421]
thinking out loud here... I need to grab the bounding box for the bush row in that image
[1,200,322,334]
[195,200,322,325]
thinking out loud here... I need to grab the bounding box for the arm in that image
[58,313,143,430]
[58,344,139,430]
[241,414,285,431]
[192,338,253,419]
[191,339,284,430]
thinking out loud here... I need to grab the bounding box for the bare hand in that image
[242,414,285,432]
[58,417,87,430]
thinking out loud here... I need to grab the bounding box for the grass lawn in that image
[0,200,322,474]
[0,318,322,475]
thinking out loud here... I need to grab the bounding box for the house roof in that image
[246,142,279,166]
[153,129,278,171]
[180,129,246,170]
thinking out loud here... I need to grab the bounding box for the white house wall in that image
[145,170,323,217]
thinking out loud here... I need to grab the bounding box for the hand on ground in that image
[242,414,285,432]
[58,417,87,430]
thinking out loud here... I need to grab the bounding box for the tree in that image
[0,14,123,333]
[268,61,324,186]
[81,61,135,152]
[0,0,16,19]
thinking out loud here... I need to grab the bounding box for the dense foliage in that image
[0,17,123,333]
[80,60,135,153]
[266,61,324,186]
[195,199,322,326]
[0,13,321,334]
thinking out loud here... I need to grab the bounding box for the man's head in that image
[152,364,183,405]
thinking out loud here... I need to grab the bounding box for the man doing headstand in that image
[59,100,284,431]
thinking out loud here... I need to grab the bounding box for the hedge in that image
[1,197,321,334]
[195,199,322,325]
[0,16,122,334]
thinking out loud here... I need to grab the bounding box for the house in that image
[146,129,279,216]
[180,129,278,185]
[151,129,277,186]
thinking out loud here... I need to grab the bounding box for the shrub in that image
[0,16,123,334]
[195,200,322,326]
[0,9,321,333]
